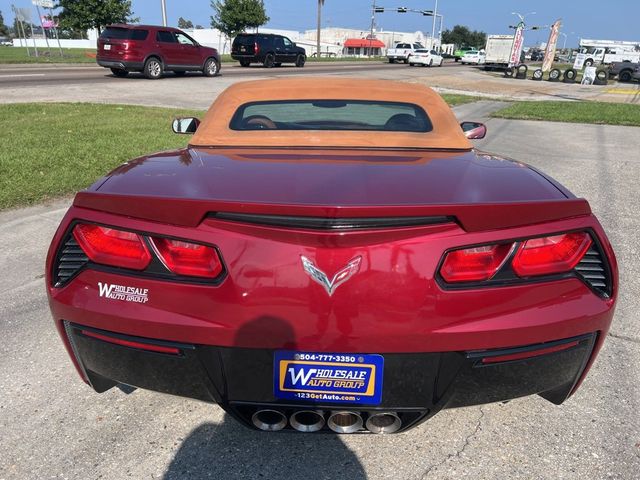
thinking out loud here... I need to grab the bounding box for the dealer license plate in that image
[274,351,384,405]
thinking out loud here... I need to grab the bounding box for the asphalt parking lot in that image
[0,72,639,479]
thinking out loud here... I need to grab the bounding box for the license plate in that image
[274,351,384,405]
[104,44,111,50]
[240,46,246,52]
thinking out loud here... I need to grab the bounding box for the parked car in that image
[530,50,545,62]
[460,50,486,65]
[96,24,220,79]
[46,77,617,435]
[231,33,306,68]
[409,49,444,67]
[609,61,640,82]
[386,42,424,64]
[454,46,475,62]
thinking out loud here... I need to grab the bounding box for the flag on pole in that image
[542,20,562,72]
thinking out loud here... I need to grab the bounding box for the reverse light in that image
[512,232,592,277]
[440,243,513,283]
[151,237,223,278]
[73,224,151,270]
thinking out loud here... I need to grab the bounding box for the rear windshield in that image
[100,27,147,40]
[234,35,255,46]
[229,100,433,132]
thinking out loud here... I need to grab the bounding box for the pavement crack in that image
[421,407,485,479]
[607,332,640,345]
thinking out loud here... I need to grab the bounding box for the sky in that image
[1,0,639,47]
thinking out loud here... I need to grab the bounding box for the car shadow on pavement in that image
[163,415,366,479]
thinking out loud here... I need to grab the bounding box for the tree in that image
[0,11,10,37]
[210,0,269,39]
[55,0,137,34]
[177,17,194,29]
[441,25,487,49]
[316,0,324,58]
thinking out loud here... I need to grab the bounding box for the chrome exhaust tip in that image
[251,409,287,431]
[365,412,402,434]
[327,411,363,434]
[290,410,325,432]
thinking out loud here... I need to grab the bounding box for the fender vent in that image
[53,234,88,287]
[574,242,611,298]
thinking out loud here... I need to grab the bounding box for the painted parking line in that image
[605,88,640,94]
[0,73,47,78]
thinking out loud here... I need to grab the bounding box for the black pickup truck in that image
[609,61,640,82]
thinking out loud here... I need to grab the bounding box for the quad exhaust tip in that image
[366,412,402,434]
[251,409,287,431]
[327,411,363,434]
[290,410,325,432]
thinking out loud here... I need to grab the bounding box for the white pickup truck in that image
[387,42,425,64]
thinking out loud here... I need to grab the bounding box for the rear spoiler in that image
[74,192,591,233]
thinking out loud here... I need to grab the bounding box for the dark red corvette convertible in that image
[46,79,617,434]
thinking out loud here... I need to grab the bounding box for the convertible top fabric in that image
[190,78,473,150]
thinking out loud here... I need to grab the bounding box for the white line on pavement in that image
[0,73,47,78]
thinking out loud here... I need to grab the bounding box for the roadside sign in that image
[573,53,587,70]
[32,0,54,7]
[542,19,562,72]
[581,66,597,85]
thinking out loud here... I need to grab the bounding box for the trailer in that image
[483,35,514,69]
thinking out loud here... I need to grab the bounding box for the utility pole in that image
[431,0,438,49]
[316,0,323,58]
[369,0,376,57]
[160,0,167,27]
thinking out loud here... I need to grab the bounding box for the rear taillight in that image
[121,41,130,50]
[440,244,512,283]
[254,41,259,55]
[73,224,151,270]
[439,231,595,285]
[512,232,592,277]
[151,237,223,278]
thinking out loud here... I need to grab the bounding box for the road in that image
[0,96,638,479]
[0,60,460,87]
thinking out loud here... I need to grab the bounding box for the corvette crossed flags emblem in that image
[300,256,362,296]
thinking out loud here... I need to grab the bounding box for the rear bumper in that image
[96,58,144,71]
[63,321,596,433]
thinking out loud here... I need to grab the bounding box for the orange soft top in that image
[190,78,472,150]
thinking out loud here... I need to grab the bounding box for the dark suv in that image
[231,33,306,68]
[97,24,220,79]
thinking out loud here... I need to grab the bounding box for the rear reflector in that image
[151,237,223,278]
[73,224,151,270]
[440,243,513,283]
[81,330,180,355]
[481,340,580,364]
[512,232,592,277]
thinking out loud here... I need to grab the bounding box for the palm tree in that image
[316,0,324,58]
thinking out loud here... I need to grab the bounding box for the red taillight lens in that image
[151,237,223,278]
[73,223,151,270]
[254,41,259,55]
[440,243,513,283]
[512,232,592,277]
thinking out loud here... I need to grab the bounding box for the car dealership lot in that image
[0,95,638,479]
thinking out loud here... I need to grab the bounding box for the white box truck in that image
[484,35,514,69]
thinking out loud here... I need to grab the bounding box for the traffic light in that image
[374,7,385,13]
[397,7,407,13]
[421,10,433,16]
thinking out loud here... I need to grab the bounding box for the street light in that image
[511,11,536,24]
